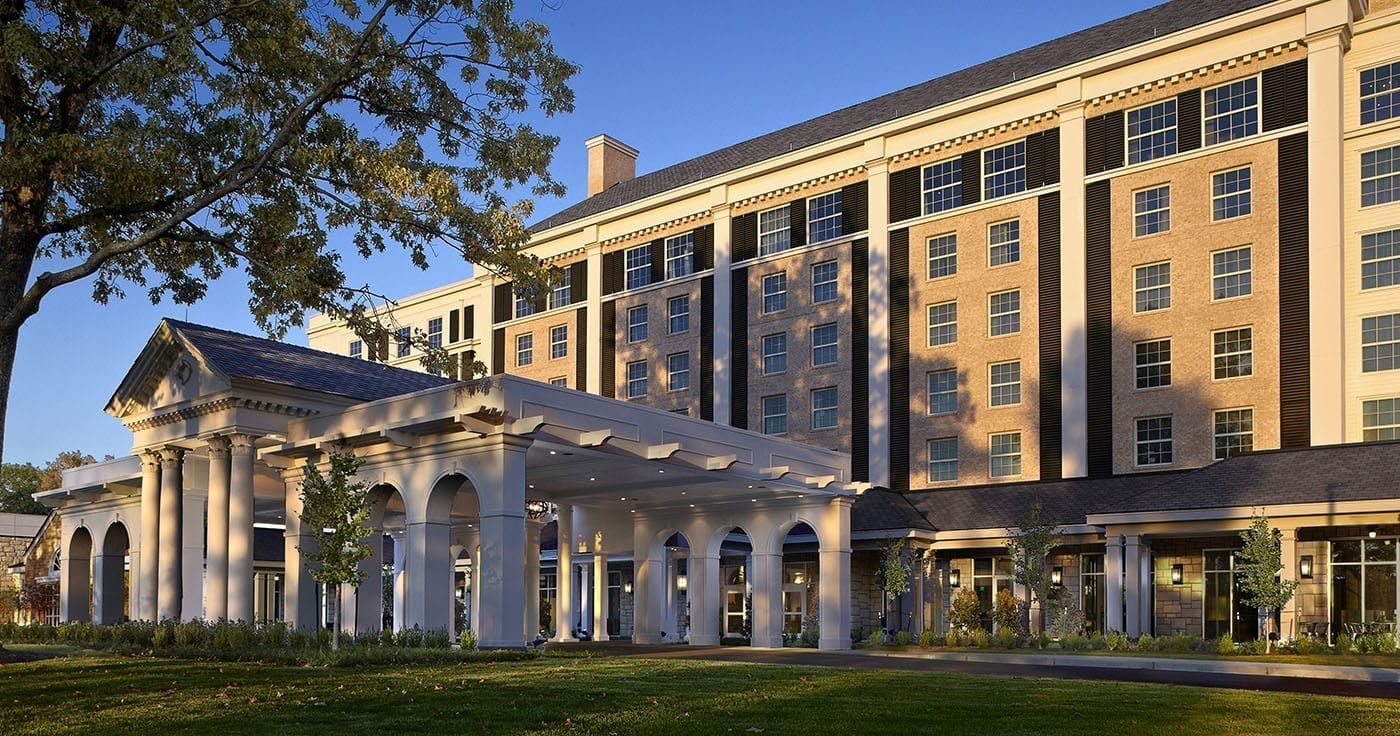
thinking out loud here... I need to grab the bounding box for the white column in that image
[470,541,481,634]
[525,518,543,640]
[593,548,609,641]
[283,473,318,630]
[664,551,679,641]
[227,434,257,623]
[632,520,663,644]
[1124,535,1143,637]
[1280,528,1299,641]
[391,532,406,631]
[181,484,207,621]
[205,436,232,621]
[447,544,459,638]
[1105,536,1124,634]
[404,518,451,632]
[351,532,382,634]
[711,192,733,425]
[911,552,925,635]
[553,505,576,641]
[1057,79,1089,477]
[473,439,530,648]
[579,560,592,635]
[749,551,783,648]
[137,452,160,621]
[688,552,720,646]
[585,240,603,394]
[818,498,853,649]
[864,139,891,487]
[156,447,185,622]
[1138,542,1153,637]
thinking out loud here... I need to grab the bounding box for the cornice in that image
[732,165,869,211]
[887,112,1059,167]
[599,210,713,247]
[1085,41,1304,108]
[124,396,321,432]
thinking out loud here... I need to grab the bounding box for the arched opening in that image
[451,544,474,641]
[778,522,820,646]
[660,531,690,643]
[409,473,480,635]
[713,525,753,644]
[95,522,130,624]
[365,484,407,633]
[62,526,93,623]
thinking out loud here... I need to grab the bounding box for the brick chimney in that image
[585,134,639,197]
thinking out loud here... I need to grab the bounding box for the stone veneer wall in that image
[0,534,31,622]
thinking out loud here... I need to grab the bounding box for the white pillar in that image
[688,552,720,646]
[137,452,160,621]
[156,447,184,622]
[474,439,530,648]
[579,560,592,635]
[818,498,853,649]
[405,518,451,631]
[1057,79,1089,477]
[1124,536,1143,637]
[864,140,891,487]
[205,436,231,621]
[392,532,406,631]
[749,551,783,648]
[1280,528,1299,641]
[712,193,733,425]
[227,434,257,623]
[182,486,207,621]
[632,520,663,644]
[525,518,543,640]
[283,474,318,630]
[665,551,679,641]
[1105,536,1124,634]
[353,532,384,633]
[553,505,576,641]
[447,543,459,637]
[470,542,481,634]
[1138,541,1153,637]
[593,548,609,641]
[585,242,603,394]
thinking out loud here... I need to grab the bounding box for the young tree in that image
[0,0,579,461]
[1237,514,1300,653]
[1006,499,1060,635]
[878,537,913,634]
[297,451,373,650]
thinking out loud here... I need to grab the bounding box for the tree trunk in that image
[0,323,17,464]
[332,583,341,651]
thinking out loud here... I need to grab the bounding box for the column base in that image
[818,637,850,651]
[594,632,610,642]
[552,635,578,643]
[751,635,783,648]
[689,635,720,647]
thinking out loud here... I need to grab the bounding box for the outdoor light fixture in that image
[623,581,633,595]
[1051,567,1063,587]
[793,572,805,585]
[1299,555,1314,580]
[949,569,961,588]
[525,499,552,520]
[1369,526,1379,539]
[1171,564,1184,585]
[676,573,688,591]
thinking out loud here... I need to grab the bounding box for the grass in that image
[869,644,1400,668]
[0,647,1397,735]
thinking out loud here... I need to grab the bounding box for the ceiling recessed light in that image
[549,450,557,455]
[589,477,596,481]
[630,509,636,513]
[689,504,695,508]
[747,485,754,489]
[751,498,758,502]
[620,496,626,501]
[658,469,665,474]
[528,484,535,489]
[680,491,686,495]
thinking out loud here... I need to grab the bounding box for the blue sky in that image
[7,0,1163,465]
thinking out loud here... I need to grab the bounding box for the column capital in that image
[141,450,162,469]
[206,435,232,456]
[157,446,186,465]
[229,433,260,452]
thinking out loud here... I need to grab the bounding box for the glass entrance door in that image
[1204,550,1259,640]
[725,590,746,637]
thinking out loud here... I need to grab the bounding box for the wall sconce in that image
[1170,564,1184,585]
[1368,526,1378,539]
[623,581,633,595]
[1051,567,1063,587]
[1299,555,1313,580]
[793,572,805,585]
[676,573,687,591]
[949,569,961,588]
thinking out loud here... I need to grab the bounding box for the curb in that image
[853,649,1400,682]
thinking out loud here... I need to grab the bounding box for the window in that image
[1133,185,1171,237]
[1213,327,1253,379]
[811,387,838,430]
[990,432,1022,478]
[1203,77,1258,146]
[758,205,791,255]
[515,290,537,319]
[668,295,690,334]
[1134,338,1172,389]
[1134,262,1171,313]
[1363,397,1400,441]
[515,333,533,367]
[983,140,1026,200]
[928,301,957,346]
[922,158,963,214]
[1363,313,1400,372]
[1214,408,1254,460]
[549,268,572,310]
[927,233,957,279]
[1212,246,1252,300]
[1361,61,1400,125]
[627,305,648,343]
[549,324,567,360]
[987,220,1020,267]
[1212,167,1252,220]
[812,261,838,303]
[396,327,411,358]
[427,318,443,349]
[549,376,568,387]
[811,323,838,367]
[1361,145,1400,207]
[625,244,652,289]
[1363,229,1400,289]
[989,360,1021,407]
[927,368,957,415]
[626,360,647,398]
[762,395,788,435]
[668,352,690,391]
[928,437,958,481]
[349,340,362,360]
[1135,416,1174,466]
[1127,99,1177,164]
[762,272,787,314]
[665,233,694,280]
[762,333,787,375]
[808,191,843,243]
[988,290,1021,337]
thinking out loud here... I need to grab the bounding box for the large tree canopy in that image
[0,0,578,460]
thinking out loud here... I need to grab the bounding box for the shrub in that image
[993,589,1026,637]
[997,627,1019,649]
[948,588,983,634]
[850,627,865,645]
[918,629,936,648]
[1048,603,1085,640]
[1336,634,1355,655]
[459,628,478,650]
[263,621,287,648]
[424,629,451,649]
[973,629,990,649]
[1035,632,1050,650]
[944,631,961,647]
[800,613,819,648]
[1296,635,1329,655]
[1359,633,1398,654]
[894,630,912,647]
[1216,634,1236,655]
[1250,637,1269,655]
[1063,633,1085,651]
[1087,632,1106,650]
[1135,633,1153,652]
[1104,631,1127,651]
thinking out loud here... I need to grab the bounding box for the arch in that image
[62,525,94,623]
[766,517,823,556]
[361,483,406,633]
[405,472,482,635]
[95,521,131,624]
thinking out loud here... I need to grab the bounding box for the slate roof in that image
[852,488,936,533]
[167,319,453,403]
[898,472,1188,532]
[530,0,1276,234]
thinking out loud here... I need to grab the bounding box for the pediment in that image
[105,320,233,419]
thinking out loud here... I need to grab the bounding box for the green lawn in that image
[0,647,1396,735]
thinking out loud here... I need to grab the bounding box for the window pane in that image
[812,323,838,367]
[927,368,958,415]
[665,233,694,280]
[1212,167,1252,220]
[1135,416,1174,465]
[1363,397,1400,441]
[1134,262,1171,312]
[989,361,1020,407]
[1204,77,1258,146]
[1212,246,1252,300]
[1134,338,1172,389]
[928,437,958,481]
[1362,229,1400,289]
[1213,327,1253,379]
[1361,62,1400,125]
[1361,145,1400,207]
[812,387,838,430]
[1127,99,1178,164]
[928,234,958,279]
[928,302,957,346]
[808,191,843,243]
[1362,313,1399,373]
[922,158,963,214]
[759,206,791,256]
[1133,185,1171,236]
[1213,408,1254,460]
[988,290,1020,337]
[988,220,1020,266]
[983,140,1027,200]
[812,261,839,303]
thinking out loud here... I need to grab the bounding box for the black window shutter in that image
[491,328,505,375]
[1026,128,1060,188]
[533,291,547,314]
[789,200,807,248]
[1085,110,1125,174]
[888,229,910,492]
[732,212,758,262]
[1263,59,1308,131]
[850,238,869,482]
[960,150,981,206]
[1037,192,1062,481]
[693,224,714,271]
[600,301,616,397]
[842,181,868,235]
[699,275,715,421]
[650,237,665,283]
[889,166,922,223]
[1176,90,1202,154]
[493,283,512,324]
[730,267,749,429]
[602,251,623,295]
[569,261,588,305]
[575,306,588,390]
[1085,180,1114,478]
[448,310,460,343]
[1278,133,1310,448]
[463,306,475,339]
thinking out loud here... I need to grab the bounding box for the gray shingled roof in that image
[530,0,1276,234]
[900,473,1188,532]
[852,488,937,533]
[168,319,454,403]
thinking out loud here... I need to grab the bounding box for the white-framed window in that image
[625,244,652,289]
[626,360,648,399]
[989,360,1021,407]
[927,368,957,415]
[762,394,788,435]
[983,140,1026,200]
[1134,262,1172,313]
[922,157,963,215]
[668,352,690,391]
[811,387,838,430]
[1363,313,1400,373]
[1134,338,1172,390]
[627,305,648,343]
[758,205,791,256]
[988,220,1020,267]
[1363,229,1400,289]
[668,295,690,334]
[349,340,363,360]
[762,333,787,375]
[1214,408,1254,460]
[1361,61,1400,125]
[396,327,412,358]
[1135,416,1174,466]
[1212,326,1253,379]
[928,301,957,346]
[549,324,568,360]
[515,290,537,319]
[762,272,787,314]
[1203,77,1259,146]
[1363,397,1400,441]
[1363,145,1400,208]
[549,376,568,387]
[427,318,443,349]
[1126,98,1177,164]
[516,333,533,367]
[928,437,959,482]
[812,260,838,304]
[989,432,1022,478]
[549,268,572,310]
[1212,167,1252,221]
[808,191,843,243]
[1212,246,1252,300]
[988,290,1020,337]
[811,323,838,367]
[665,232,694,280]
[927,233,957,280]
[1133,185,1171,237]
